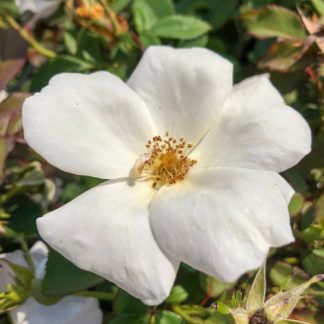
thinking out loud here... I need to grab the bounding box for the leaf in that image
[165,285,189,304]
[150,15,211,40]
[155,310,183,324]
[246,262,266,315]
[42,249,103,296]
[275,320,309,324]
[312,0,324,15]
[63,32,77,55]
[112,0,132,13]
[109,313,150,324]
[178,35,208,48]
[133,0,175,33]
[177,0,238,30]
[30,55,92,92]
[229,308,249,324]
[301,250,324,275]
[269,261,307,290]
[200,274,235,298]
[241,5,306,39]
[0,260,33,311]
[258,40,303,72]
[263,274,324,321]
[288,193,305,217]
[5,196,41,236]
[114,290,147,315]
[207,0,238,30]
[139,31,161,47]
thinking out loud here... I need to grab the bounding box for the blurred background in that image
[0,0,323,323]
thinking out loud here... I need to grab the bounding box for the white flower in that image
[15,0,63,24]
[22,46,311,305]
[0,241,103,324]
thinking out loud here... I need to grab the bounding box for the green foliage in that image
[0,0,323,322]
[150,15,211,39]
[42,250,104,296]
[241,5,306,39]
[0,261,33,311]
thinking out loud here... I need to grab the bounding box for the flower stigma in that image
[131,133,197,189]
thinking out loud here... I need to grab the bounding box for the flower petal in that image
[23,72,156,179]
[192,75,311,172]
[29,241,48,279]
[37,180,179,305]
[10,296,102,324]
[149,167,294,282]
[128,46,233,144]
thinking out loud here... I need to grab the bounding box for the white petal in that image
[15,0,63,18]
[128,46,233,144]
[23,72,156,179]
[37,180,179,305]
[29,241,48,279]
[10,296,102,324]
[192,75,311,172]
[149,167,295,282]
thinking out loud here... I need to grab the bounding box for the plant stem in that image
[172,305,204,324]
[6,17,57,59]
[17,236,35,273]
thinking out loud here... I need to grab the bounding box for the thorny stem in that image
[17,236,35,273]
[5,17,57,59]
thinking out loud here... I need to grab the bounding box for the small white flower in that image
[0,241,103,324]
[22,46,311,305]
[15,0,63,24]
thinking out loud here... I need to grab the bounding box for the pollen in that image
[138,133,197,188]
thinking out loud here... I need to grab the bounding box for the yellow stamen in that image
[135,133,197,189]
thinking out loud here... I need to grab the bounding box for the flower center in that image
[131,133,197,189]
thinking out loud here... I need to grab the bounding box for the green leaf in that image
[177,0,238,30]
[114,290,147,315]
[0,260,33,311]
[155,311,183,324]
[246,263,266,315]
[42,249,103,296]
[269,261,306,290]
[264,274,324,321]
[200,274,235,298]
[301,224,324,245]
[150,15,211,40]
[301,250,324,275]
[241,5,306,39]
[6,196,41,236]
[275,320,310,324]
[178,35,208,48]
[312,0,324,15]
[139,31,161,47]
[109,313,150,324]
[208,0,238,30]
[288,193,305,217]
[63,32,77,55]
[165,285,189,304]
[258,40,303,72]
[30,56,92,92]
[112,0,132,13]
[133,0,175,33]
